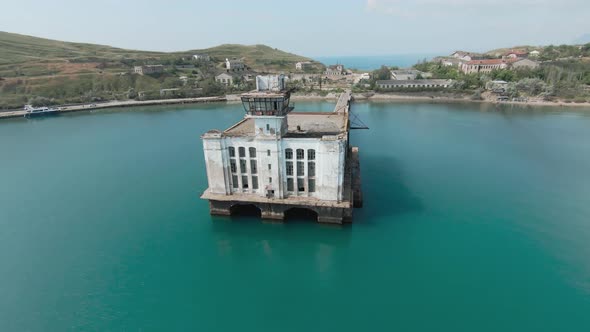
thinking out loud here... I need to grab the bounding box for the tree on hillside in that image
[200,79,224,96]
[373,65,391,81]
[490,69,516,82]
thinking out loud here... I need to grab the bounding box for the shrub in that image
[28,96,56,107]
[470,90,483,100]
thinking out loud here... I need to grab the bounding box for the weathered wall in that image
[202,134,230,195]
[209,200,352,224]
[203,130,347,203]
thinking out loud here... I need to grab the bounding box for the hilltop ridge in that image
[0,31,322,108]
[0,31,316,76]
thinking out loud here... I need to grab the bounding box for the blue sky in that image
[1,0,588,56]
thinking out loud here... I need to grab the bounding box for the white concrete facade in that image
[215,73,233,86]
[202,123,347,202]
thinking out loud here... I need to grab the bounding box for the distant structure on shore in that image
[434,49,540,73]
[325,64,346,76]
[225,58,246,72]
[390,69,430,80]
[295,61,312,70]
[200,75,363,224]
[215,73,234,86]
[459,57,538,74]
[376,79,453,90]
[134,65,164,75]
[193,53,210,61]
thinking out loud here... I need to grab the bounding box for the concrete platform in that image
[201,145,362,224]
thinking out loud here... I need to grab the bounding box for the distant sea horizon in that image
[312,53,441,71]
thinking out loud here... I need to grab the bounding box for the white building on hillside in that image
[296,61,312,70]
[451,51,476,62]
[226,58,246,71]
[193,54,210,61]
[215,73,233,86]
[529,50,540,57]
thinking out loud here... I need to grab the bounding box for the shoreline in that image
[3,92,590,120]
[0,96,226,119]
[291,93,590,108]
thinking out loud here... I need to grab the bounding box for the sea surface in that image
[1,101,590,331]
[313,54,438,70]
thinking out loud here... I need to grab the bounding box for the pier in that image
[0,96,226,119]
[334,90,352,114]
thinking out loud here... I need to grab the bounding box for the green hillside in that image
[0,31,322,109]
[0,32,160,65]
[187,44,317,72]
[0,31,317,76]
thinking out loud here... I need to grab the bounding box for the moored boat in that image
[23,104,59,117]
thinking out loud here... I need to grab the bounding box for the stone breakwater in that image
[0,96,226,119]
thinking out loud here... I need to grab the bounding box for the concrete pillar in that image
[209,201,231,216]
[261,210,284,220]
[318,215,343,224]
[316,207,344,225]
[261,203,285,220]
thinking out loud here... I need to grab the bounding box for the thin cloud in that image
[366,0,587,17]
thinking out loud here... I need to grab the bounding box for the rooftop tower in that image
[240,75,292,138]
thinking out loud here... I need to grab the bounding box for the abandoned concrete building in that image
[133,65,164,75]
[200,75,362,224]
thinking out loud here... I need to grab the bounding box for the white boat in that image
[23,104,58,117]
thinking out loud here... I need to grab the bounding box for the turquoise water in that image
[314,54,438,70]
[1,102,590,331]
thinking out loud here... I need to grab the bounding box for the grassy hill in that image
[0,31,322,108]
[0,32,160,64]
[186,44,319,73]
[0,31,317,75]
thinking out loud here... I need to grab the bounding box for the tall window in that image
[285,148,293,159]
[239,147,246,158]
[242,176,248,189]
[296,149,304,160]
[252,176,259,190]
[249,147,256,158]
[267,150,271,156]
[228,147,235,158]
[297,161,304,176]
[250,160,257,174]
[240,159,247,173]
[230,160,237,173]
[307,149,316,160]
[308,162,315,177]
[297,178,305,192]
[308,179,316,192]
[232,175,238,189]
[287,178,294,192]
[286,161,293,176]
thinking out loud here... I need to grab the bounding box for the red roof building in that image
[460,59,514,74]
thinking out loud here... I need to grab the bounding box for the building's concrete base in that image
[209,200,352,224]
[204,145,362,225]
